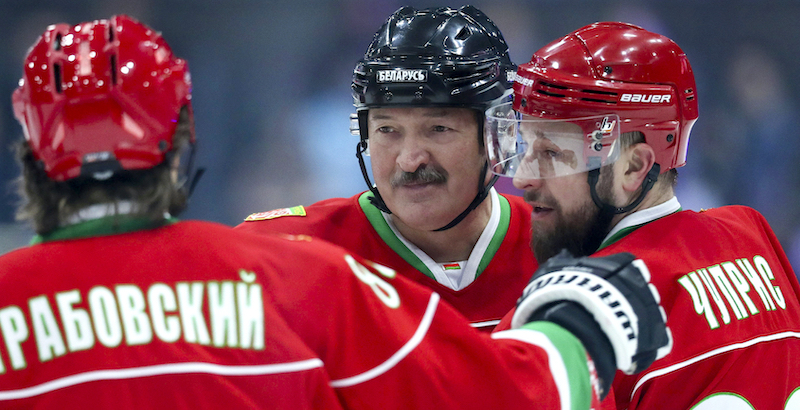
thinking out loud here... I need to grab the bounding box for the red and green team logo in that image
[443,263,461,271]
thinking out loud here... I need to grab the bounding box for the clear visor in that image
[485,102,621,179]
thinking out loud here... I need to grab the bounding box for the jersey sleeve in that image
[265,235,600,410]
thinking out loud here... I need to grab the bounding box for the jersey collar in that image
[359,187,510,290]
[32,202,178,244]
[598,196,682,250]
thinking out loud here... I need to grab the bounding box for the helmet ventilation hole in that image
[110,54,118,85]
[53,63,63,93]
[455,26,470,41]
[54,33,62,51]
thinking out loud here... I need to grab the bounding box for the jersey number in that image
[344,255,400,309]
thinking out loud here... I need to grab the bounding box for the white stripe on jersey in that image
[630,330,800,401]
[0,359,325,401]
[329,292,440,388]
[492,329,572,410]
[470,319,501,329]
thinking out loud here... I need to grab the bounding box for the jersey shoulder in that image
[240,194,360,222]
[695,204,768,225]
[235,193,366,234]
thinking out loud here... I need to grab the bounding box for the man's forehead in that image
[369,106,471,120]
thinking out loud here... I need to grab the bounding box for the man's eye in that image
[432,125,450,132]
[377,126,395,133]
[545,149,561,158]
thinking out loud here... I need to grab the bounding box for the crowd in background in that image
[1,0,799,273]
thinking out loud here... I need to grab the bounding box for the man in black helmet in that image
[237,5,536,332]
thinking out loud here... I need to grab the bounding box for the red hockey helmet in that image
[12,15,193,181]
[508,22,697,174]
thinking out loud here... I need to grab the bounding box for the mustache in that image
[391,166,447,188]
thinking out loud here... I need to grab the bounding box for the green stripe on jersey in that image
[476,194,511,278]
[358,192,432,278]
[32,216,178,244]
[358,191,512,282]
[520,321,594,410]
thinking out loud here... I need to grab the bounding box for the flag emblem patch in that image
[244,205,306,221]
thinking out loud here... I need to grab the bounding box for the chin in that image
[393,208,448,230]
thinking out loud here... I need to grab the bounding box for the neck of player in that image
[391,198,492,263]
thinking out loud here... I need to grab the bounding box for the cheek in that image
[447,145,485,180]
[369,151,397,181]
[553,178,591,210]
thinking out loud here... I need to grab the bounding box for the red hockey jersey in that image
[597,205,800,410]
[0,219,598,409]
[497,203,800,409]
[236,190,537,331]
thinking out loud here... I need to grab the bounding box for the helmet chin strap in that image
[433,162,496,231]
[587,163,661,216]
[356,138,391,213]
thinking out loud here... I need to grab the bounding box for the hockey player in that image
[487,22,800,409]
[237,6,536,332]
[0,15,672,409]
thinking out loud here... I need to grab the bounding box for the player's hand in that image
[511,249,672,398]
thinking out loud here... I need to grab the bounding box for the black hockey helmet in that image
[351,5,515,114]
[351,6,515,230]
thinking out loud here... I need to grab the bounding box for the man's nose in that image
[513,173,544,191]
[397,135,431,173]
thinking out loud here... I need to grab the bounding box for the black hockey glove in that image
[511,249,672,399]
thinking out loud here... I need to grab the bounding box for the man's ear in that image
[621,143,656,193]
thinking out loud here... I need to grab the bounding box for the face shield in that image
[485,102,621,179]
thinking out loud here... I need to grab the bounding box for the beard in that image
[528,168,616,263]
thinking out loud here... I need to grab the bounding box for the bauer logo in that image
[514,75,534,87]
[620,94,672,103]
[377,69,427,83]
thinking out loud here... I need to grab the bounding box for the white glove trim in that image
[511,269,639,373]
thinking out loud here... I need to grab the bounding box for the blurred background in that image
[1,0,800,271]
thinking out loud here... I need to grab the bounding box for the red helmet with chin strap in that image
[512,21,698,172]
[12,14,193,181]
